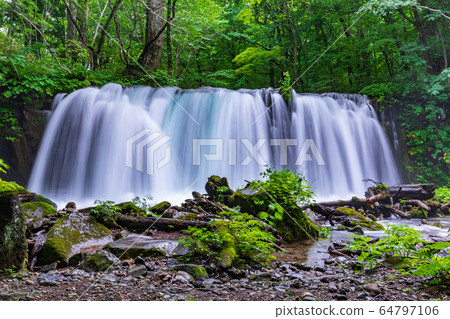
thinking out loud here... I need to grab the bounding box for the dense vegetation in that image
[0,0,449,183]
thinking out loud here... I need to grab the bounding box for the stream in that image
[278,217,450,267]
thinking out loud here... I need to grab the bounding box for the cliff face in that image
[0,98,52,185]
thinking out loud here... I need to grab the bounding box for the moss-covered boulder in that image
[150,201,171,215]
[336,207,384,231]
[39,212,113,265]
[205,175,233,202]
[22,201,57,229]
[116,202,145,217]
[0,181,27,270]
[228,184,318,242]
[171,264,208,280]
[79,250,120,272]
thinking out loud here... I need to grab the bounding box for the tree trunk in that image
[66,0,77,57]
[138,0,165,70]
[166,0,173,75]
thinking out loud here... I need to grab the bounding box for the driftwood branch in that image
[115,212,210,231]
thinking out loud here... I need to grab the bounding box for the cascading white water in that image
[28,83,400,205]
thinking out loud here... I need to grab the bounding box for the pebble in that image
[328,282,338,292]
[334,294,347,300]
[127,265,147,278]
[99,274,117,283]
[302,296,317,301]
[364,284,381,295]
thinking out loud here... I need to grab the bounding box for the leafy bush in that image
[434,187,450,204]
[349,224,450,286]
[179,207,276,265]
[90,200,120,221]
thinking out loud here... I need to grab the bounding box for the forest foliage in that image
[0,0,448,184]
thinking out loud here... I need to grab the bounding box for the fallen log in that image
[115,212,211,232]
[405,200,431,211]
[388,184,435,200]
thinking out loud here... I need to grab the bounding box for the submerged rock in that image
[105,234,184,259]
[0,181,27,270]
[39,212,113,265]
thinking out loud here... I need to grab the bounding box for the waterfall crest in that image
[28,83,400,204]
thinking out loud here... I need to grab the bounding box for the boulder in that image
[0,181,27,270]
[228,184,318,242]
[39,212,113,265]
[150,201,171,215]
[22,201,57,229]
[105,234,185,259]
[205,175,233,202]
[336,207,384,231]
[171,264,208,280]
[79,250,120,272]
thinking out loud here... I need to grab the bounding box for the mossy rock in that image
[358,220,385,231]
[0,181,27,270]
[105,234,181,259]
[336,224,347,231]
[171,264,208,280]
[229,184,318,242]
[117,202,145,217]
[34,195,57,210]
[39,212,113,265]
[205,175,233,201]
[336,207,368,221]
[7,181,29,195]
[79,250,120,272]
[367,214,377,221]
[214,220,237,268]
[22,201,57,219]
[150,201,171,215]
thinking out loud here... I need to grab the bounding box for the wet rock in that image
[39,212,113,265]
[68,252,89,267]
[328,282,338,292]
[99,274,116,283]
[192,191,203,199]
[364,284,381,295]
[334,294,347,300]
[205,175,233,200]
[127,265,147,278]
[70,269,90,278]
[249,272,272,281]
[204,278,222,286]
[314,265,325,272]
[350,225,364,235]
[171,264,208,280]
[0,181,27,270]
[173,271,194,284]
[150,201,171,215]
[106,234,183,258]
[40,262,59,272]
[38,273,64,286]
[357,292,366,299]
[22,201,57,229]
[295,263,312,271]
[79,250,120,272]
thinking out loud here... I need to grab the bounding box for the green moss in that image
[337,207,368,221]
[176,213,198,220]
[150,201,171,214]
[172,264,208,280]
[0,181,17,200]
[7,181,29,195]
[337,224,346,231]
[410,207,428,218]
[367,214,377,221]
[79,250,119,272]
[357,220,385,231]
[22,201,57,218]
[214,220,237,268]
[34,195,57,209]
[39,213,112,265]
[117,202,145,217]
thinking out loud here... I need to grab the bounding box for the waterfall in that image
[28,83,400,205]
